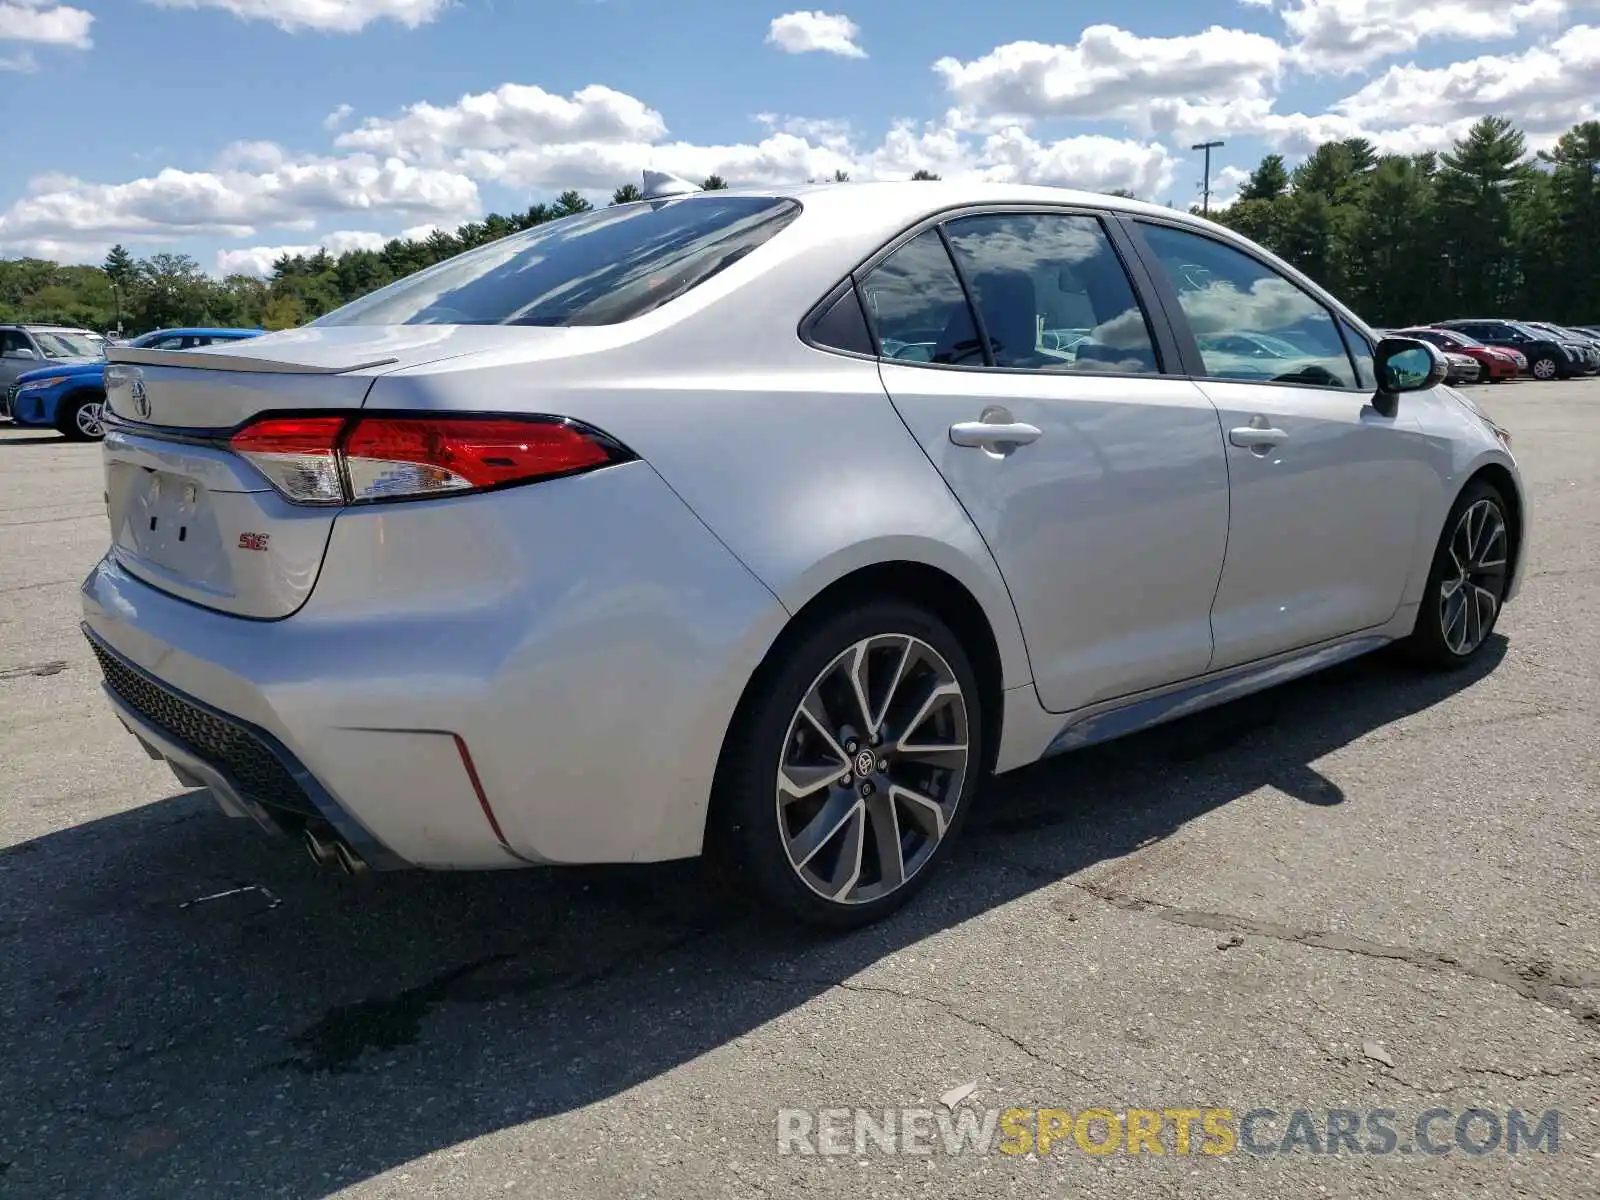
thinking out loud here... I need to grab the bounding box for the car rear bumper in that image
[81,459,790,869]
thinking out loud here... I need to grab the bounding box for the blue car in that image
[4,326,263,441]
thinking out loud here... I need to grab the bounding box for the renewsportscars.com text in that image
[776,1106,1561,1157]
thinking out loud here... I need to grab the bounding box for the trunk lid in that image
[99,325,548,619]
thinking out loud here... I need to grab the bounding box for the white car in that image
[83,178,1526,927]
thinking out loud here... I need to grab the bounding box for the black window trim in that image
[1118,213,1377,397]
[798,201,1182,381]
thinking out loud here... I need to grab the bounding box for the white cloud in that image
[1279,0,1571,72]
[334,83,668,162]
[323,103,354,131]
[216,229,392,276]
[766,10,866,58]
[0,0,94,47]
[144,0,450,33]
[213,140,289,171]
[974,129,1178,197]
[455,132,857,194]
[0,50,39,70]
[1209,164,1254,209]
[934,26,1286,124]
[0,154,480,253]
[1332,23,1600,129]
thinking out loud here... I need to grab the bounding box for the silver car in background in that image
[83,180,1527,927]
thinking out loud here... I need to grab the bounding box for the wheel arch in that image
[709,559,1010,824]
[52,384,106,428]
[1465,461,1525,599]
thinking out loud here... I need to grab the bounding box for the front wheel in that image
[707,600,985,928]
[1530,356,1560,381]
[59,393,107,441]
[1399,480,1511,670]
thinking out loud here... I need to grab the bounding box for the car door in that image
[0,330,37,388]
[1128,218,1435,670]
[865,210,1231,713]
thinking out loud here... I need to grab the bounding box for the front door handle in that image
[1228,424,1289,449]
[950,420,1043,449]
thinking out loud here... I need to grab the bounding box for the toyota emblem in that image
[130,378,150,420]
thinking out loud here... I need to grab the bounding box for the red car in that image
[1400,327,1523,382]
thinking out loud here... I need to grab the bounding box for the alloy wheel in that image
[1532,358,1557,380]
[775,633,969,905]
[75,400,106,439]
[1440,498,1508,656]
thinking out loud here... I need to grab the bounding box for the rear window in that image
[313,196,801,328]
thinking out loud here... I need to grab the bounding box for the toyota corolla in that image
[83,178,1526,927]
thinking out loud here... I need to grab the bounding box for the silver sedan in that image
[83,178,1527,927]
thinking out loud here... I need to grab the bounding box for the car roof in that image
[715,179,1184,224]
[3,323,96,332]
[145,327,262,337]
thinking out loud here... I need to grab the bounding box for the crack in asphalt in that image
[1381,1060,1599,1098]
[1061,877,1600,1033]
[1365,703,1572,744]
[747,972,1102,1085]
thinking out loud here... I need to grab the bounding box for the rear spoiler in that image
[106,346,400,375]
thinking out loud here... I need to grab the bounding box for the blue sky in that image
[2,0,1596,275]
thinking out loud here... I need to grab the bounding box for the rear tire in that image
[58,392,107,441]
[1399,480,1511,671]
[706,599,985,929]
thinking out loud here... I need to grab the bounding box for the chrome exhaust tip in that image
[333,839,369,876]
[303,824,338,867]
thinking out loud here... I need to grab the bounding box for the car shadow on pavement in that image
[0,638,1505,1197]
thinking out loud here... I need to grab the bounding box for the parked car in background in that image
[4,327,263,440]
[1442,351,1482,384]
[82,180,1525,927]
[1526,321,1600,368]
[1398,327,1521,382]
[1374,330,1475,383]
[0,324,105,395]
[1434,318,1587,380]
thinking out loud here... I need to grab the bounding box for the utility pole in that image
[1192,140,1225,215]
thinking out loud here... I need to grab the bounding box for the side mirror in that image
[1372,337,1446,416]
[5,346,37,360]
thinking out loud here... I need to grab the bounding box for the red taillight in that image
[342,417,612,502]
[228,414,623,506]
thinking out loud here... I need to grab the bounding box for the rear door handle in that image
[950,420,1043,449]
[1228,425,1289,449]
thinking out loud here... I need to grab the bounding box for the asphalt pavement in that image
[1,380,1596,1199]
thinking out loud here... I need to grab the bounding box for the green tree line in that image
[1209,116,1600,326]
[2,117,1595,334]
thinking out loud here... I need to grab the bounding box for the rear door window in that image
[313,196,801,328]
[941,212,1161,374]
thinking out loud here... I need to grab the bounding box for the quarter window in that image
[1339,318,1375,389]
[858,229,982,365]
[942,212,1160,374]
[1138,222,1357,389]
